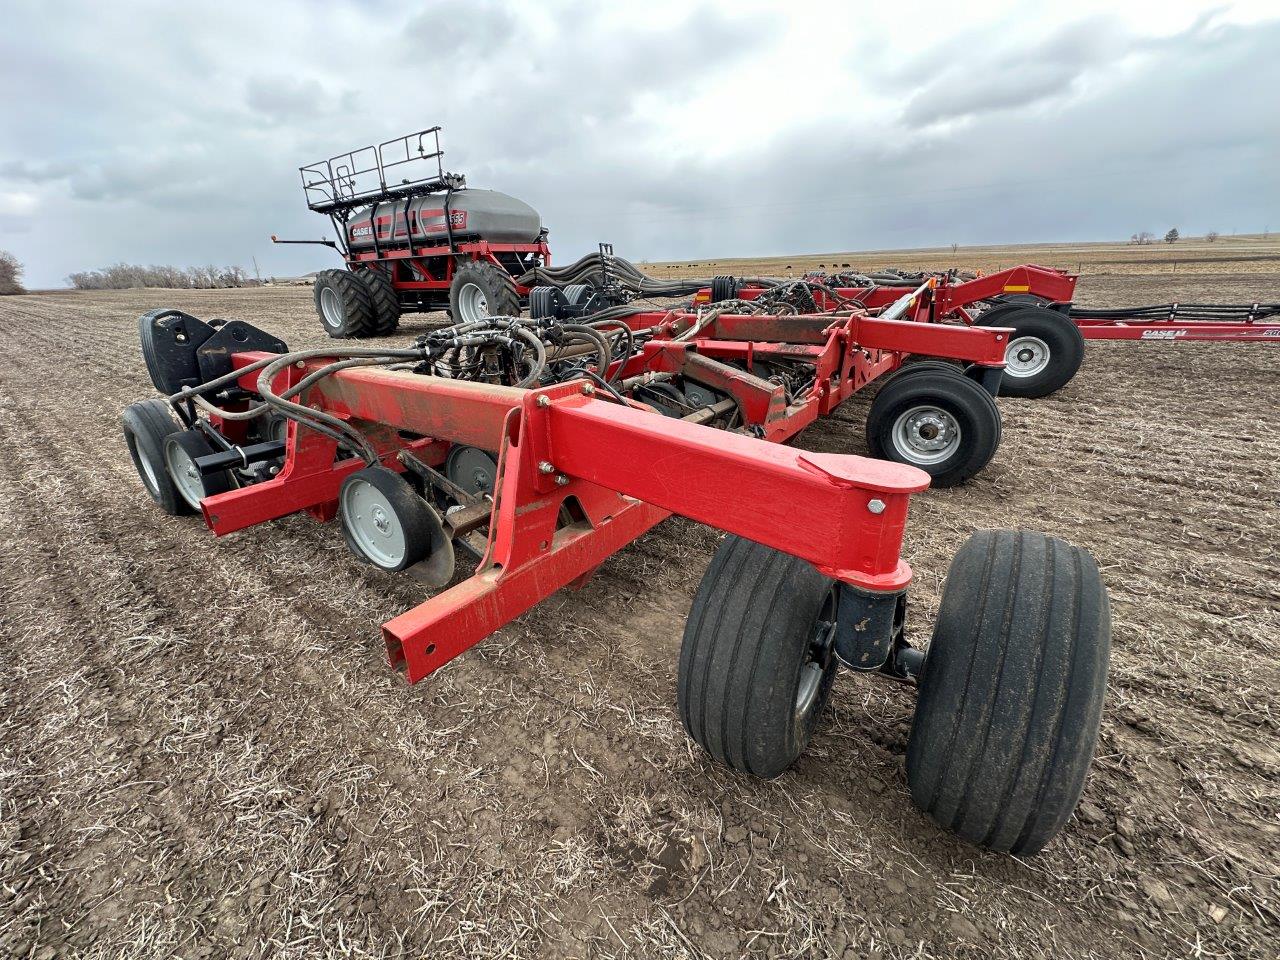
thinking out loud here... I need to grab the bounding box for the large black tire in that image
[163,430,233,512]
[678,536,839,779]
[449,261,520,324]
[358,267,401,335]
[122,399,190,516]
[979,306,1085,399]
[866,372,1002,487]
[907,530,1110,855]
[314,269,376,339]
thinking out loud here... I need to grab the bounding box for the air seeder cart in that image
[274,128,552,337]
[697,265,1280,397]
[122,290,1111,855]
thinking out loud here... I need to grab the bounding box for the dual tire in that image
[314,268,401,338]
[678,531,1109,855]
[314,261,524,336]
[122,400,231,515]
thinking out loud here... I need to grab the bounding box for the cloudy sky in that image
[2,0,1277,288]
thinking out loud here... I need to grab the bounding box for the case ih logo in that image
[351,224,373,238]
[1140,329,1187,340]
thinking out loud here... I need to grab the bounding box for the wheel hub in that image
[446,446,499,498]
[1005,335,1050,378]
[892,405,962,465]
[340,480,407,567]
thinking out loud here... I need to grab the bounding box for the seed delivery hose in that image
[517,252,713,298]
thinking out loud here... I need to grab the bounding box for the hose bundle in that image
[517,252,711,298]
[1067,302,1280,322]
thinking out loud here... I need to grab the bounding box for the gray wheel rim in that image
[341,479,407,568]
[134,437,161,494]
[319,286,344,330]
[891,405,962,466]
[446,446,498,498]
[1005,335,1050,379]
[457,282,488,324]
[796,590,837,718]
[164,442,206,510]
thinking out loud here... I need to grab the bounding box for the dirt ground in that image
[1,248,1277,959]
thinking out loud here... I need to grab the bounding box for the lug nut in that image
[867,498,886,515]
[538,461,555,474]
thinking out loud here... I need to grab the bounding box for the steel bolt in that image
[555,474,570,486]
[867,498,886,515]
[538,461,555,474]
[582,384,595,395]
[536,395,552,408]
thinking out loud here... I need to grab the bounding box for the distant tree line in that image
[0,250,25,295]
[67,263,251,290]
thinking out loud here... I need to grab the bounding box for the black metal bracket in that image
[967,364,1004,397]
[833,583,905,671]
[194,440,286,476]
[195,320,289,384]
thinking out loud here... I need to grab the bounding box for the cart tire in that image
[122,399,191,516]
[358,267,401,335]
[678,535,840,779]
[980,306,1084,398]
[314,269,377,339]
[906,529,1109,855]
[450,261,521,324]
[866,373,1001,487]
[163,430,233,512]
[339,466,442,573]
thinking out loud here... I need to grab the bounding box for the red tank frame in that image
[694,264,1280,341]
[196,306,1010,682]
[346,238,550,309]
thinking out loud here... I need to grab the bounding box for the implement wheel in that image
[907,529,1109,854]
[866,372,1001,487]
[678,536,839,779]
[314,269,377,339]
[358,267,402,335]
[979,306,1084,398]
[163,430,233,512]
[122,399,191,516]
[339,466,453,577]
[450,261,520,325]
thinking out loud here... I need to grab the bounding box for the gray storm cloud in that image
[1,1,1276,288]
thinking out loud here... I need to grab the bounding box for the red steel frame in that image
[347,237,551,305]
[695,264,1280,342]
[198,307,1008,683]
